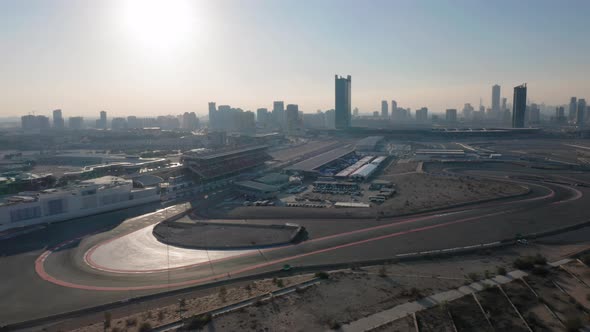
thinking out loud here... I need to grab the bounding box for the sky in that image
[0,0,589,118]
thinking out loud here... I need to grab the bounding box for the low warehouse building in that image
[235,181,279,199]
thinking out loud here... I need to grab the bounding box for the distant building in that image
[334,75,351,129]
[208,102,217,129]
[303,111,326,129]
[325,109,336,129]
[272,101,285,127]
[492,84,501,113]
[96,110,107,129]
[52,109,64,129]
[569,97,577,121]
[391,100,397,113]
[555,106,566,123]
[446,109,457,122]
[416,107,428,122]
[111,117,127,130]
[512,84,527,128]
[256,108,269,125]
[285,104,299,135]
[577,98,587,128]
[501,97,507,112]
[381,100,388,117]
[528,103,540,125]
[21,115,50,131]
[181,112,199,131]
[462,103,474,120]
[352,107,359,117]
[68,116,84,129]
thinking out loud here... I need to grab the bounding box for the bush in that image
[184,314,212,331]
[276,278,284,288]
[580,254,590,265]
[315,271,330,279]
[328,320,341,330]
[467,272,480,281]
[497,266,507,275]
[378,265,387,277]
[138,322,153,332]
[104,312,112,328]
[157,310,165,321]
[513,258,534,270]
[218,286,227,302]
[532,266,549,276]
[125,317,138,327]
[513,254,547,270]
[532,254,547,265]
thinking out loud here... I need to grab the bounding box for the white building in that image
[0,176,159,232]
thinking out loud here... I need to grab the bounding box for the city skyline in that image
[1,0,589,117]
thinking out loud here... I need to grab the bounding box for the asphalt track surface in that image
[2,162,590,325]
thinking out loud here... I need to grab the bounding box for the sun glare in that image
[120,0,196,53]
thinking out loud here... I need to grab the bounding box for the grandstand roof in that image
[255,173,290,185]
[286,146,355,173]
[235,181,280,193]
[184,145,268,160]
[356,136,384,151]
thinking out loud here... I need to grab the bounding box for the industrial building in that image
[285,145,355,175]
[235,180,280,199]
[183,145,271,181]
[0,176,159,232]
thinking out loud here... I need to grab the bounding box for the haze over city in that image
[1,0,589,117]
[3,1,590,331]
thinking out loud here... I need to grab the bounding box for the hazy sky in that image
[1,0,589,117]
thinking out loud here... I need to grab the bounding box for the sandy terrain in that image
[63,243,590,332]
[416,306,455,332]
[226,170,527,219]
[71,274,313,332]
[207,268,464,332]
[502,279,563,332]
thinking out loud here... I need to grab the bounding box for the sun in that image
[120,0,196,53]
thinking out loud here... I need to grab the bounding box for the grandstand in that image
[182,145,271,181]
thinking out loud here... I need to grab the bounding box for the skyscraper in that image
[416,107,428,122]
[286,104,299,134]
[391,100,397,113]
[334,75,351,129]
[569,97,577,121]
[96,110,107,129]
[68,116,84,129]
[208,102,217,129]
[381,100,388,117]
[52,109,64,129]
[256,108,269,125]
[446,109,457,122]
[21,115,50,130]
[577,98,587,128]
[492,84,501,112]
[272,101,285,127]
[512,84,527,128]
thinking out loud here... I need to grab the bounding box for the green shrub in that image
[497,266,507,275]
[315,271,330,279]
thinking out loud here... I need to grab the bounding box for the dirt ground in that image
[71,275,313,332]
[63,242,590,332]
[225,169,527,220]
